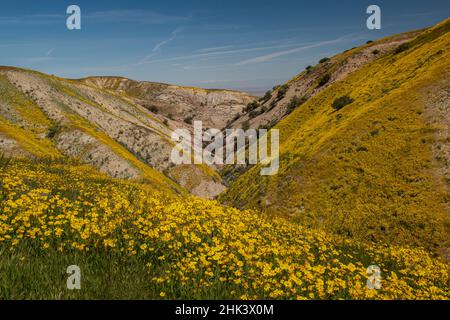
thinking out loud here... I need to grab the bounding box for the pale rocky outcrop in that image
[0,68,256,198]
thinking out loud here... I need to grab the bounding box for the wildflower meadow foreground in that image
[0,158,448,299]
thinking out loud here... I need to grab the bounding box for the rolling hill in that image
[0,68,254,198]
[0,18,449,300]
[220,18,450,252]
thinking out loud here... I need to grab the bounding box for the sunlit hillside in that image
[221,19,450,252]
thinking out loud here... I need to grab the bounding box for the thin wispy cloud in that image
[0,43,19,48]
[23,57,54,63]
[138,27,184,65]
[180,64,231,71]
[200,23,244,31]
[138,41,317,65]
[45,48,55,57]
[79,41,312,75]
[236,35,357,65]
[0,14,63,25]
[400,12,437,17]
[22,48,55,64]
[1,0,445,92]
[153,27,183,52]
[195,45,235,53]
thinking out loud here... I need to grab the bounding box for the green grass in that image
[0,245,158,299]
[0,244,248,300]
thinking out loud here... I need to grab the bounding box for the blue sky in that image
[0,0,449,93]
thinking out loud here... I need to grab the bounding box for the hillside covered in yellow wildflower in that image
[0,159,448,299]
[221,18,450,252]
[0,18,449,300]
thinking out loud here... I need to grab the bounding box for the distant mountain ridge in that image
[79,76,255,129]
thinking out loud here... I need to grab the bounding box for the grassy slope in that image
[0,159,448,299]
[221,19,450,250]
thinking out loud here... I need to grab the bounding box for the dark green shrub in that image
[244,101,260,113]
[148,105,158,113]
[286,96,308,113]
[184,116,193,125]
[276,84,289,100]
[249,106,267,119]
[356,145,368,152]
[269,100,277,110]
[394,42,411,54]
[318,74,331,87]
[249,110,259,118]
[260,90,272,103]
[319,57,330,63]
[332,95,354,111]
[47,123,61,139]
